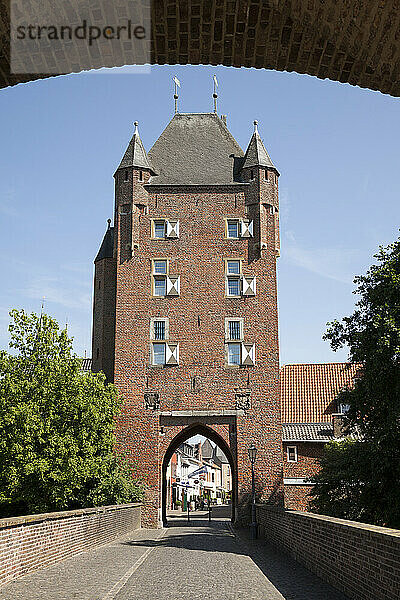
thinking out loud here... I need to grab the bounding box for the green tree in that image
[0,309,144,517]
[310,236,400,527]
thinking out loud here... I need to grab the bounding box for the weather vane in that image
[213,74,218,113]
[173,76,181,113]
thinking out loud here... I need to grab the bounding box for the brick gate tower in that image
[92,113,283,526]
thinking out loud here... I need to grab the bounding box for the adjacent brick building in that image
[281,362,360,510]
[92,112,283,526]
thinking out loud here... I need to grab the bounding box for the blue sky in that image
[0,64,398,365]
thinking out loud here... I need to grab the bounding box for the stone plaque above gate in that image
[235,390,251,411]
[144,392,160,410]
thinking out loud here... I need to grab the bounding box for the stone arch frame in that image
[161,422,237,526]
[1,1,399,95]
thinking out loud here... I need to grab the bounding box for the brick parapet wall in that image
[0,503,141,588]
[256,505,400,600]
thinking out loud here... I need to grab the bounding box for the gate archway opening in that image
[161,423,237,526]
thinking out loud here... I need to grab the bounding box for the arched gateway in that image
[92,111,283,527]
[161,423,237,525]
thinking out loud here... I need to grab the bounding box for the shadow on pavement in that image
[123,520,348,600]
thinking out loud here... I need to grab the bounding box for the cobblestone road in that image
[0,515,349,600]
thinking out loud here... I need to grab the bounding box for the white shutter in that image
[241,343,255,366]
[166,275,180,296]
[166,220,180,238]
[242,276,256,296]
[166,343,179,365]
[240,219,254,238]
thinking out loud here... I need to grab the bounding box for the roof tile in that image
[281,363,361,423]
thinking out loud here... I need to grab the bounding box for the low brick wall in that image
[256,505,400,600]
[0,503,141,587]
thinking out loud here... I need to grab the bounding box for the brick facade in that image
[256,505,400,600]
[281,363,360,511]
[0,504,141,588]
[283,442,324,510]
[92,114,283,526]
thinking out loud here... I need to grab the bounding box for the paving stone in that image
[0,516,349,600]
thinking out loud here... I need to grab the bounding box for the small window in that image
[227,278,240,297]
[227,343,241,365]
[124,170,129,181]
[227,260,240,275]
[228,320,241,340]
[153,260,167,274]
[154,320,166,340]
[154,276,166,297]
[287,446,297,462]
[150,317,169,340]
[264,169,268,180]
[154,221,166,239]
[339,403,350,414]
[152,343,166,365]
[227,220,240,239]
[139,170,143,181]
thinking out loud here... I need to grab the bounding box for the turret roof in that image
[116,122,155,173]
[242,122,278,173]
[94,224,114,263]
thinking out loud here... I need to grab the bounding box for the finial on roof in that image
[173,76,181,113]
[134,121,138,134]
[253,120,258,132]
[107,218,111,229]
[213,75,218,113]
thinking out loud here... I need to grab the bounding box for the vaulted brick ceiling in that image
[0,1,399,96]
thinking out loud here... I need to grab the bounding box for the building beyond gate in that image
[92,112,283,526]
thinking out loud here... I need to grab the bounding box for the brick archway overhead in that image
[0,1,399,96]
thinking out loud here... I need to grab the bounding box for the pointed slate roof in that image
[242,121,278,173]
[116,122,155,173]
[94,224,114,263]
[147,113,245,186]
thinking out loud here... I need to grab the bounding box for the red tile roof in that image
[280,363,361,423]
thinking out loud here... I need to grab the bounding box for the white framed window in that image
[225,318,244,341]
[152,343,166,365]
[150,317,169,341]
[229,321,241,340]
[339,403,350,414]
[227,260,240,275]
[287,446,298,463]
[153,259,167,274]
[154,277,166,296]
[225,259,241,297]
[227,343,241,365]
[225,219,254,239]
[152,219,180,239]
[153,220,166,239]
[151,260,180,297]
[226,219,240,239]
[150,315,179,366]
[227,278,241,297]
